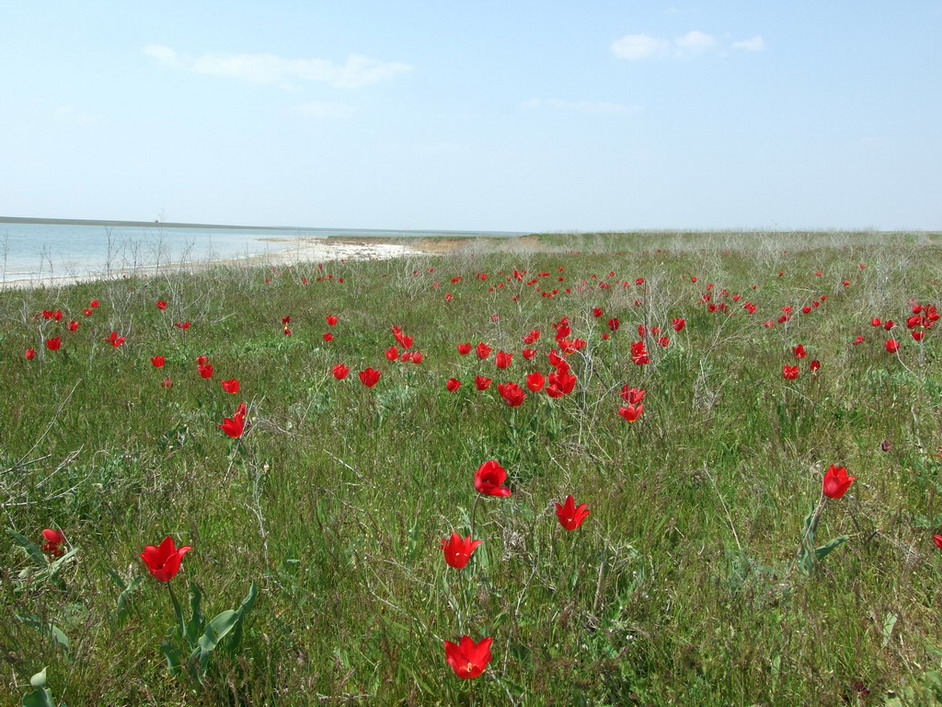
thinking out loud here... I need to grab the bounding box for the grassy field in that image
[2,230,942,705]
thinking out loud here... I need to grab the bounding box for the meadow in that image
[1,230,941,705]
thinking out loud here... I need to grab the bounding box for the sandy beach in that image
[0,235,431,290]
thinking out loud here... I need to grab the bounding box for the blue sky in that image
[1,1,939,231]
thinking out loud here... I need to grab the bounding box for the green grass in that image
[2,230,942,705]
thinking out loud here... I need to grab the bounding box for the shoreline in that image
[0,236,436,291]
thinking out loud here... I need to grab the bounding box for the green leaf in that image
[7,529,47,567]
[186,583,204,645]
[17,614,69,653]
[227,582,258,651]
[814,535,849,561]
[29,669,47,689]
[882,612,899,648]
[160,638,182,676]
[197,609,239,672]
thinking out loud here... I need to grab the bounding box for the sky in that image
[1,1,940,232]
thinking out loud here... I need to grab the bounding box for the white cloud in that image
[610,34,670,60]
[296,101,358,118]
[674,30,717,54]
[612,30,759,59]
[143,45,412,89]
[523,98,639,115]
[732,35,766,52]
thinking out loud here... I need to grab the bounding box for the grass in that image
[2,230,942,705]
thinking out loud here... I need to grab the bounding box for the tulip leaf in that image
[187,583,205,645]
[22,668,55,707]
[227,581,258,650]
[7,529,46,567]
[160,638,183,676]
[17,614,69,653]
[814,535,849,561]
[197,609,239,671]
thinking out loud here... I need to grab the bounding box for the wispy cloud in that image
[143,45,412,89]
[296,101,358,119]
[732,35,766,52]
[611,31,764,59]
[522,98,639,115]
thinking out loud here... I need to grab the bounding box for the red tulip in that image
[446,377,461,392]
[934,535,942,551]
[105,332,126,348]
[592,307,603,317]
[809,360,821,373]
[495,350,513,369]
[620,386,645,404]
[822,465,856,499]
[476,342,492,360]
[440,532,482,569]
[385,346,399,361]
[219,401,247,438]
[68,321,79,332]
[46,338,61,351]
[555,495,590,530]
[475,376,492,391]
[525,371,545,392]
[672,317,686,331]
[548,369,577,396]
[618,404,643,422]
[197,355,209,366]
[322,332,334,342]
[199,364,214,379]
[359,368,381,387]
[871,317,882,327]
[607,317,620,332]
[474,460,512,496]
[41,529,66,557]
[792,344,806,359]
[783,365,799,380]
[885,339,899,354]
[333,363,349,380]
[151,356,165,368]
[411,352,424,364]
[326,314,338,326]
[90,300,99,308]
[444,636,493,679]
[174,321,191,330]
[457,342,472,355]
[884,320,895,331]
[25,348,36,360]
[497,382,526,407]
[83,308,93,316]
[521,348,537,360]
[156,300,167,310]
[912,330,925,342]
[853,335,864,345]
[221,379,240,394]
[140,536,192,582]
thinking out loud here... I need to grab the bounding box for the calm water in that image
[0,222,523,281]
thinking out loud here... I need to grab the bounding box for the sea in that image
[0,220,524,283]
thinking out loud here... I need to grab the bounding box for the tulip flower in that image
[444,636,492,679]
[476,342,492,360]
[156,300,167,310]
[810,360,821,373]
[219,401,247,439]
[411,352,424,364]
[151,356,165,368]
[592,307,603,317]
[457,342,472,355]
[41,529,66,557]
[525,371,545,392]
[822,465,856,499]
[783,365,799,380]
[885,339,899,353]
[620,386,645,404]
[385,346,399,361]
[672,317,686,331]
[199,364,214,379]
[495,350,513,369]
[140,536,192,582]
[934,535,942,551]
[333,363,349,380]
[25,348,36,360]
[359,368,381,387]
[446,377,461,392]
[618,404,643,422]
[322,333,334,342]
[555,495,590,530]
[68,321,79,332]
[474,460,512,497]
[440,533,482,569]
[326,314,338,326]
[497,382,526,407]
[475,376,492,391]
[46,338,61,351]
[105,332,125,348]
[607,317,620,332]
[793,344,807,359]
[221,379,240,394]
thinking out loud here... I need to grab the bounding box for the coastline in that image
[0,236,431,291]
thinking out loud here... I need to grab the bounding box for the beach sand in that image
[0,236,435,290]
